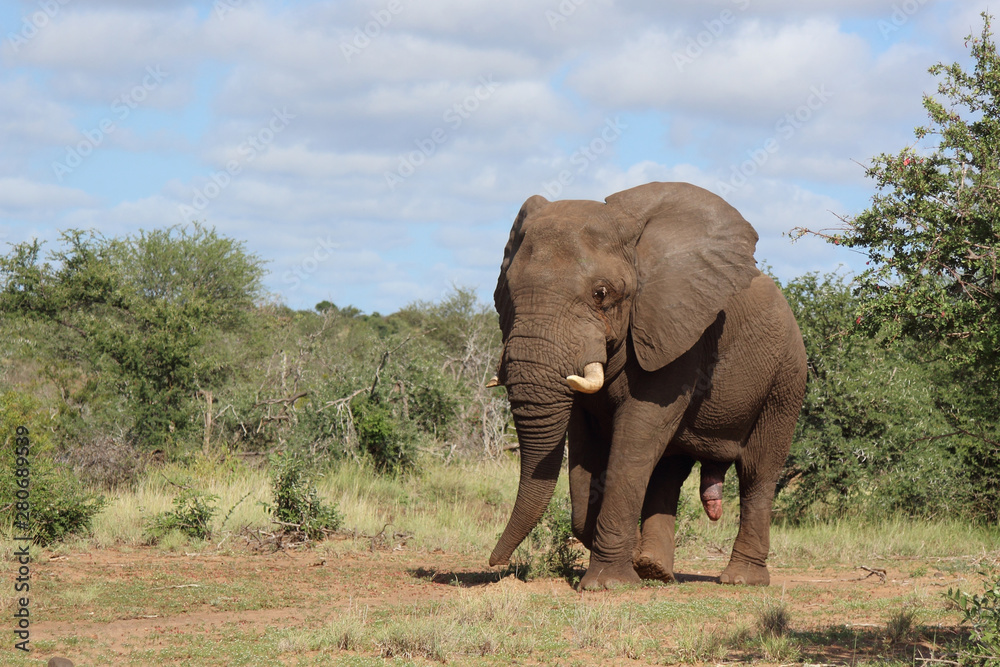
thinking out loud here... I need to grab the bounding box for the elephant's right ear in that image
[494,194,550,342]
[607,182,759,372]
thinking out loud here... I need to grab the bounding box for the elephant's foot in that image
[719,561,770,586]
[634,552,675,583]
[578,560,641,591]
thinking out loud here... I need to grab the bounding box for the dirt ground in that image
[10,540,986,666]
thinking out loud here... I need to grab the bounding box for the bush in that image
[61,431,147,490]
[508,495,583,581]
[147,487,219,541]
[948,570,1000,664]
[775,272,971,522]
[352,397,416,474]
[15,459,107,545]
[0,390,107,544]
[265,454,342,540]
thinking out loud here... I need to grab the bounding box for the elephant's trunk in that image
[489,355,574,567]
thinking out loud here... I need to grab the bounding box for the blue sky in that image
[0,0,989,314]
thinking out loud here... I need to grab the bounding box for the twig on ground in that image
[857,565,887,583]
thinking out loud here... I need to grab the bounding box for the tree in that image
[793,13,1000,521]
[0,224,266,451]
[775,272,966,521]
[797,12,1000,377]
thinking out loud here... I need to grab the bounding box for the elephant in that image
[486,181,807,590]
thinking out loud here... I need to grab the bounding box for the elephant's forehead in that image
[520,202,615,252]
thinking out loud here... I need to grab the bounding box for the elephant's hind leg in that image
[720,384,801,586]
[634,454,694,582]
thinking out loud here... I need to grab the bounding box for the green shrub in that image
[351,397,416,474]
[539,498,582,579]
[948,570,1000,664]
[775,272,971,523]
[16,459,107,545]
[264,454,342,540]
[147,487,219,541]
[0,391,107,544]
[508,495,582,581]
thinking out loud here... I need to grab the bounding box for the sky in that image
[0,0,990,314]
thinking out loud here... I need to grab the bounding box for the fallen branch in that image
[253,391,308,408]
[857,565,887,583]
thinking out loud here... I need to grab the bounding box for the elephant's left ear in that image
[606,182,759,372]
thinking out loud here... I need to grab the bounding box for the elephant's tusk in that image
[566,362,604,394]
[486,376,500,388]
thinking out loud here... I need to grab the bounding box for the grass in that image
[0,455,997,665]
[9,452,996,563]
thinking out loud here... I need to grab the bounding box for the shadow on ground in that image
[407,567,503,587]
[673,571,719,584]
[407,566,719,587]
[780,625,968,665]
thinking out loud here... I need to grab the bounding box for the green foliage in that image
[817,13,1000,374]
[793,13,1000,521]
[147,487,219,541]
[508,495,582,581]
[776,272,969,521]
[2,226,503,471]
[790,14,1000,524]
[0,390,107,544]
[537,498,582,579]
[885,603,919,644]
[13,458,108,545]
[948,571,1000,665]
[0,224,266,452]
[268,288,503,470]
[351,396,417,474]
[265,454,342,540]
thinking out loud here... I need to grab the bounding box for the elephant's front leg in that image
[567,405,612,550]
[634,454,695,582]
[579,411,680,591]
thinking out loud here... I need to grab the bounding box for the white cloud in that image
[0,0,988,312]
[568,18,869,120]
[0,178,97,219]
[8,7,202,74]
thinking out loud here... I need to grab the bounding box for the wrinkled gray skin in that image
[488,182,807,590]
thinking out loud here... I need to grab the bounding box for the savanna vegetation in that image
[1,13,999,667]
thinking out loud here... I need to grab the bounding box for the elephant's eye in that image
[593,286,608,301]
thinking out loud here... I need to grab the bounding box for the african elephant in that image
[487,182,807,590]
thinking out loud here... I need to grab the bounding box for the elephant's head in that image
[488,181,759,567]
